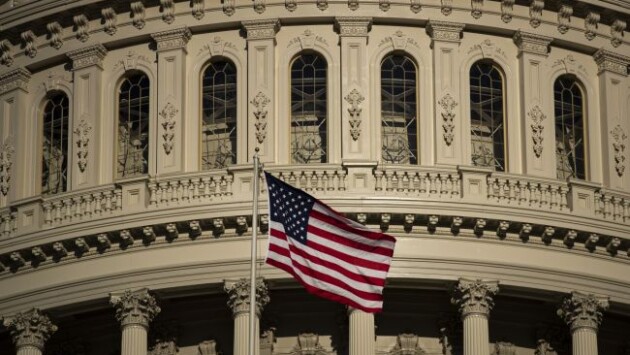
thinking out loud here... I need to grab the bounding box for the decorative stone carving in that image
[120,229,134,248]
[529,0,544,28]
[160,0,175,24]
[254,0,265,13]
[500,0,514,23]
[110,289,161,327]
[165,223,178,241]
[286,0,297,11]
[474,218,486,236]
[73,14,90,42]
[378,30,418,50]
[192,0,205,19]
[335,17,372,37]
[251,92,270,144]
[519,223,532,241]
[143,226,156,244]
[21,30,37,58]
[3,308,57,350]
[242,19,281,40]
[467,39,506,60]
[75,237,90,255]
[223,0,235,16]
[131,2,146,29]
[391,333,426,354]
[441,0,452,16]
[159,102,178,155]
[552,54,587,77]
[67,44,107,70]
[606,237,621,255]
[427,215,439,233]
[513,31,552,56]
[52,242,68,259]
[557,5,572,34]
[114,50,151,72]
[611,19,626,48]
[557,291,609,331]
[593,49,630,76]
[212,218,224,237]
[0,68,30,94]
[224,278,269,316]
[0,138,14,196]
[426,21,465,43]
[471,0,483,19]
[451,216,462,234]
[0,40,13,67]
[380,213,391,231]
[380,0,390,12]
[31,247,46,262]
[584,12,599,41]
[102,7,117,35]
[541,226,555,244]
[198,340,219,355]
[492,341,515,355]
[345,89,364,141]
[451,279,499,317]
[199,36,236,57]
[152,27,192,52]
[528,105,546,157]
[47,22,63,49]
[260,214,269,233]
[497,221,509,239]
[9,252,25,268]
[291,333,327,354]
[73,119,92,172]
[317,0,328,10]
[438,93,457,146]
[189,220,201,238]
[563,229,577,248]
[348,0,359,10]
[410,0,421,13]
[96,233,111,252]
[357,213,367,224]
[585,233,598,251]
[611,125,627,176]
[236,216,248,235]
[288,29,328,50]
[534,339,556,355]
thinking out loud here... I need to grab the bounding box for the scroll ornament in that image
[0,139,14,196]
[74,119,92,172]
[344,89,365,140]
[251,92,271,144]
[528,105,546,157]
[159,102,178,154]
[438,93,458,146]
[611,125,627,176]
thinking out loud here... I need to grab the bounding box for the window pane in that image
[554,76,586,180]
[381,54,418,164]
[201,60,237,169]
[470,62,505,171]
[291,54,327,164]
[42,92,69,195]
[118,72,150,178]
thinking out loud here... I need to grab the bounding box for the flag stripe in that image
[312,204,397,243]
[308,217,395,257]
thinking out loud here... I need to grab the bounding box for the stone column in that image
[224,278,269,355]
[347,307,375,355]
[557,291,609,355]
[66,44,107,188]
[110,288,161,355]
[151,27,192,174]
[3,308,57,355]
[451,278,499,355]
[241,19,279,164]
[513,31,553,178]
[426,21,465,167]
[593,50,630,190]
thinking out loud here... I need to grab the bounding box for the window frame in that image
[40,90,71,195]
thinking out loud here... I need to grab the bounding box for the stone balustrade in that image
[41,185,122,227]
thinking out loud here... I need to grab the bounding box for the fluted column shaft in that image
[462,314,489,355]
[110,289,160,355]
[348,308,375,355]
[572,327,598,355]
[558,291,609,355]
[16,345,41,355]
[451,279,499,355]
[3,308,57,355]
[121,324,148,355]
[225,278,269,355]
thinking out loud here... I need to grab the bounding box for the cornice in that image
[593,48,630,75]
[334,17,372,37]
[151,27,192,53]
[0,67,30,95]
[513,31,553,56]
[241,19,280,40]
[426,20,465,43]
[66,44,107,70]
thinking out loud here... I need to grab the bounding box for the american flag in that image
[264,172,396,313]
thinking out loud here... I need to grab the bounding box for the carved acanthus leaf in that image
[223,0,235,16]
[224,278,270,316]
[438,93,458,146]
[558,292,609,331]
[102,7,117,35]
[529,0,544,28]
[192,0,205,19]
[0,40,13,67]
[73,14,90,42]
[251,92,271,144]
[159,102,178,155]
[131,2,146,29]
[585,12,600,40]
[110,289,161,327]
[21,30,37,58]
[611,19,626,48]
[0,138,14,196]
[451,279,499,317]
[47,22,63,49]
[471,0,483,19]
[160,0,175,24]
[74,119,92,172]
[528,105,546,157]
[345,89,365,141]
[557,5,572,34]
[611,125,627,176]
[501,0,514,23]
[3,309,58,350]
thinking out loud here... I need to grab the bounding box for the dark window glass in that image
[117,72,150,178]
[42,91,69,195]
[554,76,586,180]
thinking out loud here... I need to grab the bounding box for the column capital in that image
[2,308,57,350]
[593,49,629,76]
[426,20,465,44]
[241,19,280,41]
[224,278,269,317]
[557,291,609,331]
[110,288,161,328]
[451,278,499,317]
[513,31,552,57]
[151,27,192,52]
[67,44,107,71]
[335,17,372,37]
[0,67,31,95]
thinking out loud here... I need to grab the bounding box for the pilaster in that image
[593,49,630,190]
[513,31,554,179]
[427,21,465,166]
[66,44,107,189]
[224,278,269,355]
[242,19,279,164]
[110,288,161,355]
[347,307,375,355]
[558,291,609,355]
[151,27,191,174]
[3,308,57,355]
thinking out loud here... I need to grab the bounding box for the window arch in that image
[554,75,586,180]
[201,59,237,170]
[42,91,69,195]
[117,71,150,178]
[380,53,418,164]
[290,53,327,164]
[469,61,506,171]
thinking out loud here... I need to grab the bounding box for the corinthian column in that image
[224,278,269,355]
[451,279,499,355]
[3,308,57,355]
[347,307,375,355]
[110,289,161,355]
[557,291,609,355]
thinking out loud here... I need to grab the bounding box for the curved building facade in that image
[0,0,629,354]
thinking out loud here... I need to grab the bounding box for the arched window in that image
[201,59,237,169]
[117,72,150,178]
[470,61,506,171]
[290,53,327,164]
[381,54,418,164]
[554,75,586,180]
[42,91,69,195]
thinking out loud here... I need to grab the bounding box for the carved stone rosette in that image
[611,125,627,176]
[557,292,609,331]
[110,289,161,328]
[438,93,458,146]
[159,102,178,154]
[224,278,270,317]
[251,92,271,144]
[0,138,15,195]
[3,308,58,350]
[451,279,499,317]
[74,119,92,172]
[344,89,365,141]
[528,105,546,157]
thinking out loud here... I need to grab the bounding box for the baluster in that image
[507,180,516,203]
[419,173,427,194]
[486,177,496,201]
[53,201,63,223]
[191,178,200,200]
[148,182,158,205]
[73,196,83,218]
[339,170,347,191]
[623,200,630,222]
[384,170,393,191]
[43,203,53,225]
[400,172,409,192]
[497,178,507,201]
[613,196,622,220]
[84,194,93,218]
[549,185,559,209]
[227,174,234,195]
[63,199,72,221]
[104,191,113,212]
[200,177,210,198]
[315,170,324,191]
[428,173,438,194]
[374,170,383,191]
[115,189,122,210]
[220,176,228,195]
[94,192,103,215]
[559,186,569,211]
[530,183,539,207]
[451,174,460,197]
[603,194,612,219]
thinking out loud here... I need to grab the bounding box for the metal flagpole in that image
[249,148,260,355]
